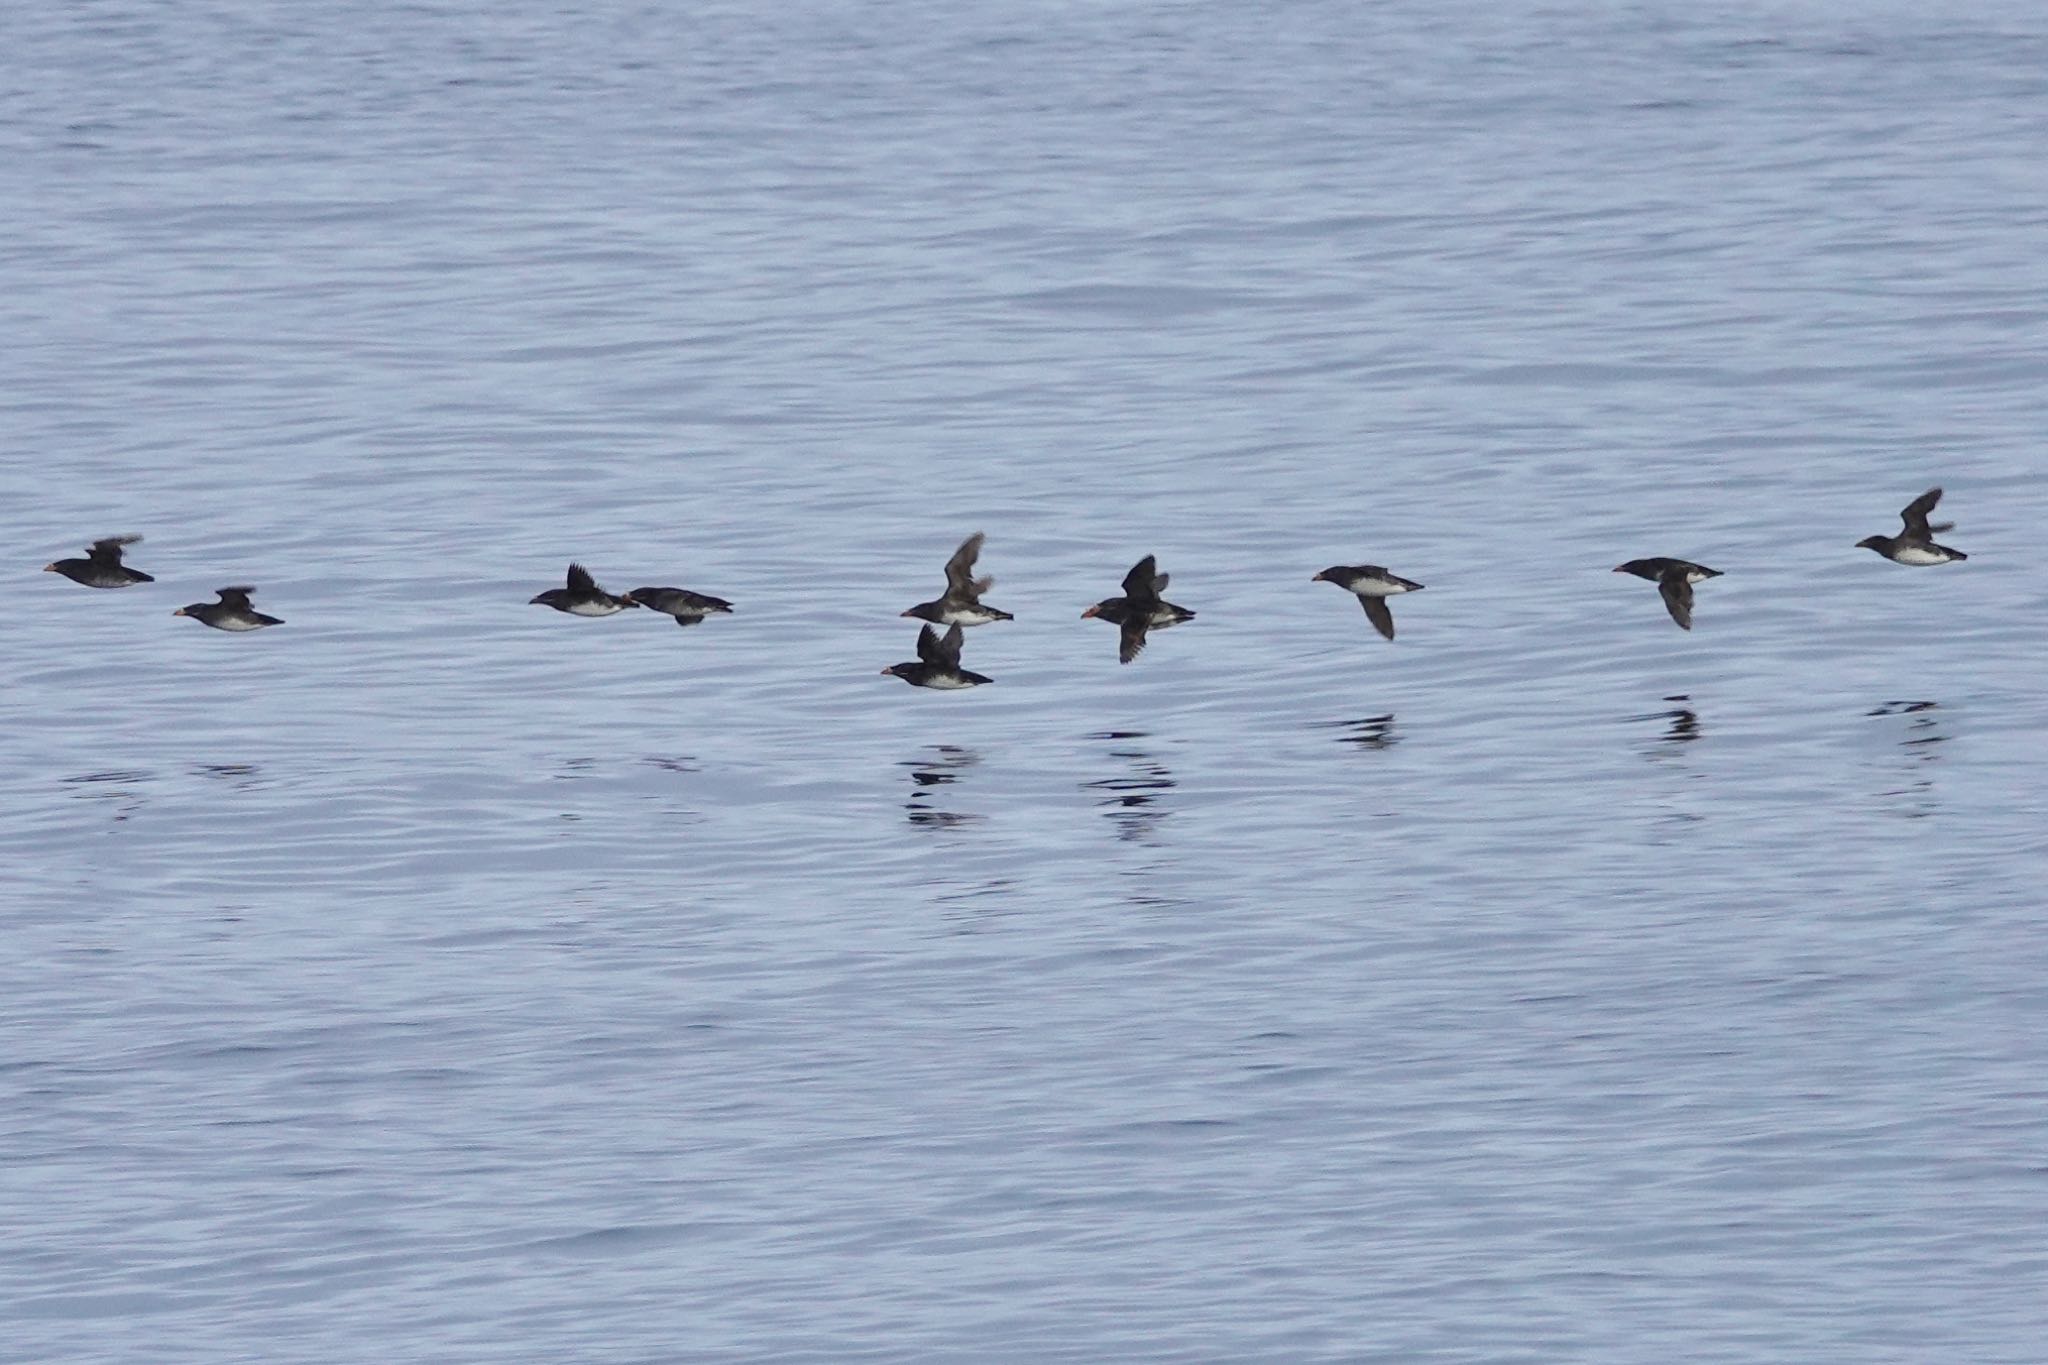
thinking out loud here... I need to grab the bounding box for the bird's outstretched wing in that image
[1900,487,1943,538]
[1657,574,1694,630]
[1361,596,1395,640]
[1121,555,1159,603]
[942,533,985,597]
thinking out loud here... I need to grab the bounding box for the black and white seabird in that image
[1614,558,1721,631]
[174,586,283,631]
[1082,554,1195,663]
[529,563,637,616]
[1857,487,1966,565]
[882,623,992,690]
[902,532,1014,627]
[44,535,153,589]
[1312,564,1424,641]
[628,585,733,627]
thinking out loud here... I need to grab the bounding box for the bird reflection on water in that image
[194,762,265,790]
[1319,715,1400,752]
[1654,699,1703,753]
[1868,700,1944,817]
[1630,694,1701,759]
[63,769,154,823]
[1084,732,1176,842]
[903,745,982,829]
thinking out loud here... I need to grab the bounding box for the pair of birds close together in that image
[878,533,1427,688]
[527,563,734,626]
[1613,487,1967,630]
[42,537,284,630]
[884,532,1013,688]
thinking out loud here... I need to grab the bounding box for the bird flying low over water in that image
[45,535,153,588]
[1614,558,1721,630]
[1083,554,1194,663]
[174,586,283,631]
[530,563,637,616]
[628,585,733,627]
[1857,487,1966,565]
[1312,564,1424,641]
[902,532,1014,627]
[882,622,992,689]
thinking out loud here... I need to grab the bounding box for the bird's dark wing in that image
[88,535,141,561]
[1121,555,1159,602]
[937,624,965,668]
[1361,596,1395,640]
[942,533,985,597]
[1657,574,1694,630]
[566,563,598,594]
[1119,618,1149,664]
[218,586,255,608]
[1900,487,1942,538]
[915,624,945,665]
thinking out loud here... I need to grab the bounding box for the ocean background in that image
[5,1,2047,1359]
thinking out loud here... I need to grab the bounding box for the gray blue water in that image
[6,1,2048,1359]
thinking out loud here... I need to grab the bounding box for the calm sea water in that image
[6,1,2048,1360]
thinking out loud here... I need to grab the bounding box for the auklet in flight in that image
[902,531,1014,627]
[628,585,733,627]
[44,535,154,589]
[529,563,637,616]
[1312,564,1424,641]
[1857,487,1966,565]
[1082,554,1195,663]
[1614,558,1721,631]
[882,622,992,690]
[174,586,283,631]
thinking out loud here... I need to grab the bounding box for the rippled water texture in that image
[5,1,2048,1359]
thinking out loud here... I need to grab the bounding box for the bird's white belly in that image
[566,600,622,616]
[1894,545,1950,565]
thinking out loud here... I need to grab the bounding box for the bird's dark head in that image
[1613,560,1647,576]
[880,663,910,680]
[172,606,190,617]
[1080,603,1102,620]
[528,591,554,606]
[901,604,935,621]
[1311,569,1330,583]
[1855,536,1886,553]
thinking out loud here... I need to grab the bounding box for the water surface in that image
[5,1,2048,1360]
